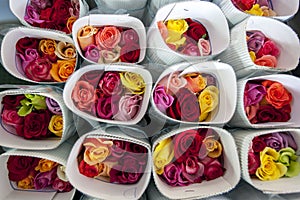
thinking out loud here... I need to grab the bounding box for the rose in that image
[255,147,287,180]
[96,96,116,119]
[245,103,259,121]
[98,162,115,177]
[263,132,297,152]
[254,55,277,67]
[50,59,76,82]
[173,129,203,163]
[21,110,51,139]
[83,138,113,165]
[25,58,52,82]
[236,0,256,11]
[95,26,121,50]
[159,72,187,95]
[77,25,98,50]
[186,18,208,41]
[78,160,100,178]
[1,95,25,109]
[203,135,223,158]
[257,40,280,58]
[119,29,139,46]
[106,140,127,162]
[79,70,103,88]
[278,132,298,150]
[202,157,225,181]
[39,39,56,56]
[120,43,140,63]
[70,0,80,16]
[197,38,211,56]
[120,72,146,95]
[48,115,63,137]
[40,7,52,20]
[181,156,204,183]
[72,80,96,113]
[185,73,207,93]
[17,174,35,189]
[98,72,122,96]
[55,41,77,60]
[252,136,267,153]
[278,147,300,177]
[24,5,45,24]
[98,46,121,63]
[46,97,62,115]
[16,37,39,55]
[262,80,292,109]
[35,159,58,173]
[181,43,200,56]
[199,85,219,122]
[167,88,200,122]
[165,19,188,49]
[248,152,260,175]
[84,44,100,63]
[1,108,24,127]
[125,142,148,165]
[153,85,174,113]
[31,0,52,9]
[67,16,77,33]
[34,167,57,190]
[153,138,174,175]
[17,48,39,70]
[157,21,168,40]
[52,177,73,192]
[244,82,267,107]
[113,94,142,121]
[261,6,277,16]
[246,30,266,53]
[7,156,40,182]
[251,105,291,124]
[162,162,189,186]
[51,0,72,22]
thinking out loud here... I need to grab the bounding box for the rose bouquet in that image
[231,0,276,16]
[152,126,240,199]
[63,64,152,125]
[72,14,146,64]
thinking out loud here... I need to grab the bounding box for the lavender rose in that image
[46,97,62,115]
[244,82,267,107]
[113,94,142,121]
[264,132,298,151]
[34,167,57,190]
[84,44,101,63]
[16,48,39,71]
[247,31,266,54]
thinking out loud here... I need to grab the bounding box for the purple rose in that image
[31,0,52,9]
[250,105,291,124]
[98,72,123,96]
[162,162,189,186]
[16,48,39,71]
[84,45,100,63]
[244,82,267,107]
[181,43,200,56]
[181,156,204,183]
[34,167,57,190]
[52,177,73,192]
[264,132,298,151]
[125,142,148,165]
[96,95,120,119]
[119,29,139,46]
[203,74,217,86]
[153,85,174,113]
[46,97,62,115]
[24,5,45,25]
[247,31,266,53]
[1,95,25,109]
[113,94,142,121]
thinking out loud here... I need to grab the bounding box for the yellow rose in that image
[249,51,256,62]
[255,147,287,181]
[245,4,263,16]
[165,19,188,49]
[98,161,116,177]
[39,39,56,55]
[203,135,223,158]
[55,41,77,60]
[35,159,58,172]
[185,73,207,93]
[153,138,174,175]
[50,59,76,82]
[120,72,146,94]
[48,115,63,137]
[17,174,34,189]
[198,85,219,121]
[83,138,113,165]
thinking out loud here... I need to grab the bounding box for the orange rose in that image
[77,25,98,50]
[50,59,76,82]
[67,16,77,33]
[39,39,56,56]
[185,73,207,93]
[262,80,292,109]
[254,55,277,68]
[95,26,121,50]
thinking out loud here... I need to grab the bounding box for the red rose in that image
[256,40,280,59]
[51,0,72,22]
[251,104,291,124]
[202,157,225,181]
[78,160,99,178]
[40,7,53,21]
[185,18,209,41]
[1,95,25,109]
[120,43,140,63]
[232,0,256,11]
[7,155,40,182]
[16,37,39,55]
[251,136,267,153]
[248,152,260,175]
[21,110,51,139]
[166,88,200,122]
[173,129,203,163]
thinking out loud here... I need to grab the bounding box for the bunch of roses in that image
[153,128,225,186]
[7,155,73,192]
[71,70,145,121]
[157,18,211,56]
[16,37,76,83]
[153,71,219,122]
[78,138,148,184]
[1,94,64,139]
[24,0,79,34]
[244,80,292,124]
[248,132,300,181]
[232,0,276,16]
[77,25,141,64]
[246,30,280,68]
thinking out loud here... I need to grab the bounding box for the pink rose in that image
[16,37,39,56]
[153,85,174,113]
[198,38,211,56]
[95,27,121,50]
[24,58,52,82]
[257,40,280,58]
[254,55,277,68]
[113,94,142,121]
[1,108,24,128]
[96,95,120,119]
[161,162,189,186]
[119,29,139,46]
[98,72,123,96]
[202,157,225,181]
[158,72,187,95]
[31,0,52,9]
[52,177,73,192]
[24,5,45,25]
[72,80,97,113]
[181,156,204,183]
[84,44,100,63]
[181,43,200,56]
[245,103,260,121]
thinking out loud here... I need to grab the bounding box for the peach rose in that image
[254,55,277,68]
[95,26,121,50]
[71,80,96,112]
[50,59,76,82]
[185,73,207,93]
[77,25,98,50]
[198,38,211,56]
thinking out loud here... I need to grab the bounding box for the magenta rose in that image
[232,0,256,11]
[256,40,280,58]
[7,156,40,182]
[46,97,62,115]
[202,157,225,181]
[16,48,39,71]
[181,156,204,183]
[24,58,52,82]
[162,162,189,186]
[248,152,260,175]
[120,43,140,63]
[72,80,97,113]
[78,160,99,178]
[181,43,200,56]
[31,0,52,9]
[52,177,73,192]
[98,72,122,96]
[166,88,200,122]
[173,129,203,163]
[251,136,267,153]
[16,37,39,55]
[246,31,266,54]
[34,167,57,190]
[96,95,120,119]
[250,104,291,124]
[244,82,267,107]
[153,85,174,113]
[1,95,25,109]
[185,18,209,41]
[24,5,45,25]
[119,29,139,46]
[84,44,100,63]
[113,94,142,121]
[79,70,103,88]
[125,142,148,165]
[21,110,51,139]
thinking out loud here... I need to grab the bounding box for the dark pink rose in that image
[162,162,189,186]
[113,94,142,121]
[244,82,267,107]
[251,136,267,153]
[202,157,225,181]
[52,177,73,192]
[24,5,45,25]
[24,58,53,82]
[250,104,291,124]
[248,152,260,175]
[31,0,52,9]
[153,85,174,114]
[1,108,24,130]
[181,43,200,56]
[96,95,120,119]
[34,167,57,190]
[181,156,204,183]
[16,37,39,55]
[84,45,100,63]
[119,29,140,46]
[98,72,122,96]
[1,95,25,109]
[72,80,97,113]
[257,40,280,59]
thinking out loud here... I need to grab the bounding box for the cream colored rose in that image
[83,138,113,165]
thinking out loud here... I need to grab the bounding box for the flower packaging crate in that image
[152,126,240,199]
[146,1,229,65]
[1,27,79,84]
[0,86,76,150]
[216,16,299,79]
[66,125,151,200]
[232,128,300,194]
[72,14,146,64]
[150,61,237,125]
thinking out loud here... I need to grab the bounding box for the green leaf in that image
[201,34,207,39]
[285,160,300,177]
[17,104,33,117]
[24,94,36,100]
[31,95,47,110]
